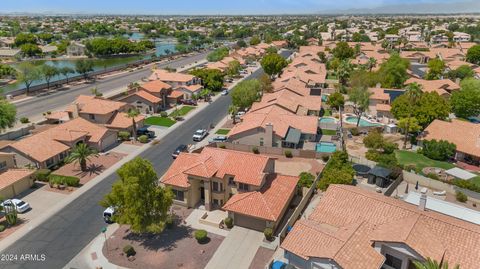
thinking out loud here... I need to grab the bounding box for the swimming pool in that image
[316,142,337,153]
[321,95,328,102]
[319,117,336,123]
[344,116,382,127]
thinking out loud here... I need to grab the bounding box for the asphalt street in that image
[14,51,209,120]
[0,65,271,269]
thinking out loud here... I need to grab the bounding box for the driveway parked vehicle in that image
[180,99,198,106]
[209,135,228,143]
[221,90,229,96]
[172,144,188,158]
[103,206,115,223]
[2,199,30,213]
[193,129,208,142]
[137,126,155,138]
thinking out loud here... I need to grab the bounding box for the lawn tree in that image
[17,62,41,94]
[65,143,99,171]
[260,53,287,79]
[127,108,140,141]
[40,65,59,89]
[347,86,371,127]
[367,57,377,72]
[59,66,75,84]
[451,78,480,119]
[447,65,474,81]
[377,53,410,88]
[249,35,261,46]
[190,68,224,92]
[317,151,355,191]
[75,59,94,80]
[332,41,354,60]
[326,92,345,111]
[0,97,16,132]
[101,157,173,234]
[466,44,480,65]
[413,257,459,269]
[415,92,450,127]
[337,60,352,87]
[425,58,446,80]
[226,60,241,78]
[228,105,239,124]
[231,79,262,109]
[397,117,421,149]
[20,43,41,57]
[259,73,273,93]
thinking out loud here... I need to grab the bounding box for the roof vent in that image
[419,188,428,211]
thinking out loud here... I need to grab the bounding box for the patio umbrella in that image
[405,183,409,194]
[415,181,419,190]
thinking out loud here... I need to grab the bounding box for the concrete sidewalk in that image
[205,226,264,269]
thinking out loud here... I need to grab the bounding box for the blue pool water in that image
[316,142,337,153]
[321,95,328,102]
[345,116,382,127]
[319,117,336,123]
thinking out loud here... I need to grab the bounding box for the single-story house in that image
[0,153,35,199]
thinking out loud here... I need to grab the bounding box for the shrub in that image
[123,245,136,257]
[456,191,468,203]
[264,227,273,241]
[166,215,174,229]
[5,212,17,226]
[298,172,315,188]
[224,217,233,229]
[48,174,80,187]
[218,144,226,149]
[422,139,456,161]
[0,225,5,232]
[138,135,148,143]
[20,117,30,124]
[350,128,360,136]
[194,229,208,243]
[34,169,51,182]
[252,147,259,154]
[321,155,330,162]
[427,173,440,180]
[118,131,130,141]
[404,164,417,172]
[160,111,168,117]
[284,150,293,158]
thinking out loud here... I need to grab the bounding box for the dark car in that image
[172,144,188,158]
[137,127,155,138]
[180,99,197,106]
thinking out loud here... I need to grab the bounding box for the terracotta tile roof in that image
[178,84,203,93]
[405,78,460,96]
[375,103,391,112]
[422,119,480,158]
[141,80,172,93]
[168,90,184,98]
[149,69,196,83]
[223,174,299,221]
[446,60,474,70]
[106,112,145,129]
[45,111,70,121]
[129,90,161,103]
[250,88,321,115]
[368,88,390,101]
[72,95,127,115]
[161,148,271,187]
[282,185,480,269]
[0,169,35,190]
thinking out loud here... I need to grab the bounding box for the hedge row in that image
[48,174,80,187]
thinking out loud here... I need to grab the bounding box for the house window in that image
[172,189,185,201]
[384,254,402,269]
[239,183,249,191]
[259,138,264,146]
[45,158,55,168]
[0,161,7,171]
[89,114,95,120]
[212,182,223,192]
[213,199,223,206]
[228,177,235,185]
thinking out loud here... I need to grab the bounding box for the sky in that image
[1,0,477,15]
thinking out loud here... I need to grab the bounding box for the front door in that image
[200,187,205,200]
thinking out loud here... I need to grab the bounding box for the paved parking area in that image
[17,184,68,222]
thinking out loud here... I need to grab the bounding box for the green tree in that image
[422,139,456,161]
[398,117,421,149]
[228,105,239,124]
[127,108,140,141]
[40,65,59,89]
[0,98,16,132]
[451,78,480,118]
[348,87,371,127]
[337,60,352,87]
[59,66,75,84]
[332,41,354,60]
[261,53,287,78]
[425,58,446,80]
[326,92,345,110]
[75,60,94,80]
[207,47,229,62]
[318,151,354,190]
[14,33,37,47]
[20,43,41,57]
[190,68,225,92]
[0,64,17,79]
[231,79,261,109]
[250,35,261,46]
[17,62,41,94]
[236,40,247,48]
[415,92,450,127]
[447,65,474,81]
[259,73,273,93]
[466,45,480,64]
[226,60,241,78]
[100,157,173,234]
[367,57,377,72]
[377,53,410,88]
[413,258,459,269]
[65,143,98,172]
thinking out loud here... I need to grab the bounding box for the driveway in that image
[205,226,264,269]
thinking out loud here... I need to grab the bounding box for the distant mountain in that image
[320,1,480,14]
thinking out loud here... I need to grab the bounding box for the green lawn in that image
[321,129,337,136]
[216,129,230,135]
[322,109,332,117]
[169,106,196,118]
[395,150,455,171]
[144,116,176,127]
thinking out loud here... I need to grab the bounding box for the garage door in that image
[234,213,266,231]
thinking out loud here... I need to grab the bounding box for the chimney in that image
[419,188,428,211]
[264,123,273,147]
[70,103,80,119]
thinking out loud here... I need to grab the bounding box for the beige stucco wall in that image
[0,175,34,199]
[0,154,16,170]
[79,112,114,124]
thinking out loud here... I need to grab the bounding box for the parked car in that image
[209,135,228,143]
[172,144,188,158]
[193,129,208,141]
[180,99,197,106]
[221,90,229,96]
[1,199,30,213]
[136,127,155,138]
[103,206,115,223]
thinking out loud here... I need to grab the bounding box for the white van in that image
[103,206,115,223]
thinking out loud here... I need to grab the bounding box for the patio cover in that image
[368,166,392,178]
[284,127,301,144]
[446,167,477,180]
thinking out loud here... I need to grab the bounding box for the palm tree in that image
[127,108,140,141]
[413,258,459,269]
[66,143,98,172]
[367,57,377,72]
[401,82,423,149]
[228,105,239,124]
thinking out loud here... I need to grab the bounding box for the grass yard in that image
[169,106,196,118]
[323,109,332,117]
[145,116,176,127]
[216,129,230,135]
[321,129,337,136]
[395,150,455,171]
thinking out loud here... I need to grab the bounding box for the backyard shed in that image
[367,166,392,188]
